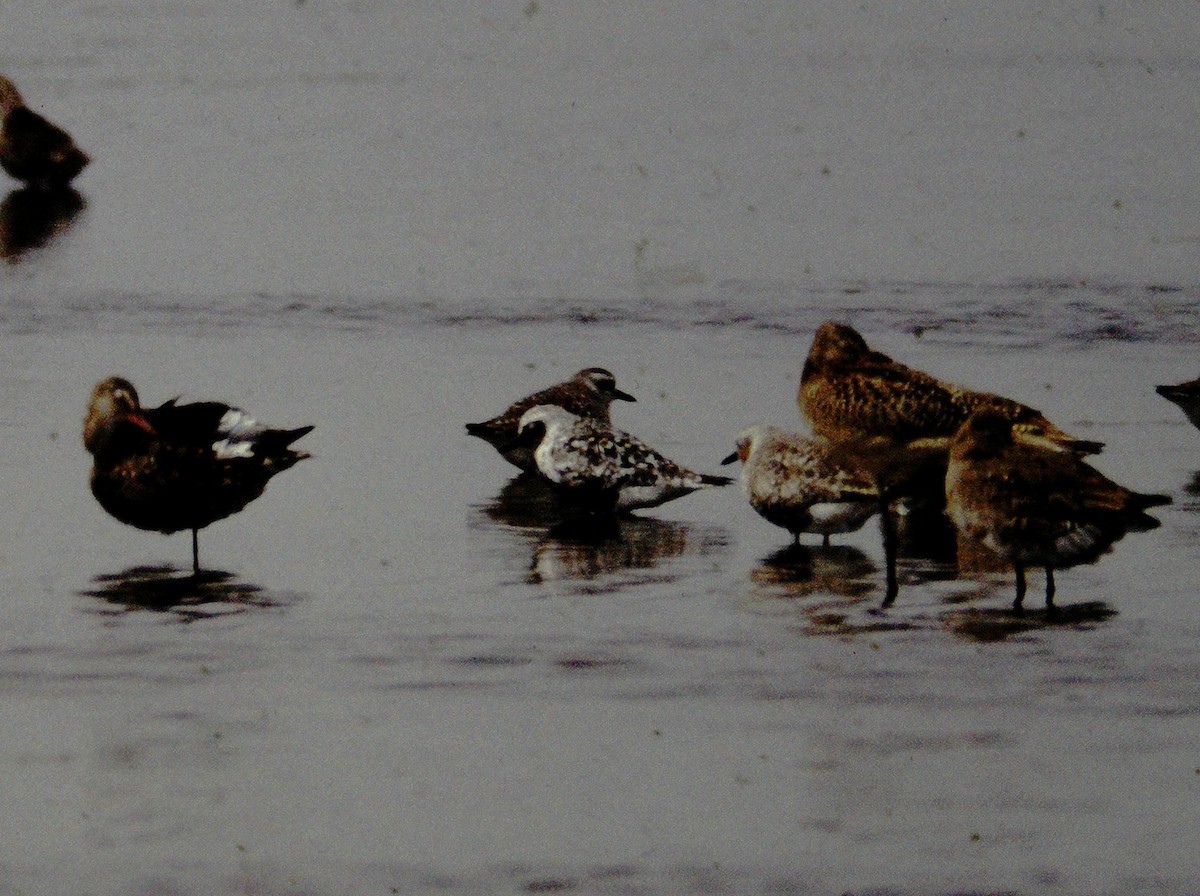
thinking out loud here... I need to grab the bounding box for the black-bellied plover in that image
[945,409,1169,609]
[467,367,635,471]
[516,404,731,513]
[0,75,89,187]
[84,377,313,574]
[721,424,879,545]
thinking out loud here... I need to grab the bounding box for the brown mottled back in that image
[799,321,1103,455]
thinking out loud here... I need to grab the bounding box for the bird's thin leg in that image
[1012,560,1026,611]
[822,533,831,548]
[192,529,200,576]
[880,501,898,606]
[1045,567,1056,609]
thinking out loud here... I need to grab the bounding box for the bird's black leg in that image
[192,528,200,576]
[880,501,898,606]
[1045,567,1056,610]
[1012,560,1026,611]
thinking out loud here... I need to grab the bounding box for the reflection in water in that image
[0,186,85,261]
[476,474,728,584]
[747,543,917,637]
[80,565,290,621]
[750,542,877,599]
[1181,469,1200,511]
[942,601,1117,643]
[478,472,564,530]
[529,516,707,583]
[747,506,957,609]
[749,524,1118,641]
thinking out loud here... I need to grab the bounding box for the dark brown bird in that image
[1156,377,1200,432]
[467,367,635,471]
[84,377,313,574]
[0,75,89,187]
[945,410,1169,609]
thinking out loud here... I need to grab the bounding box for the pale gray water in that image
[2,2,1200,894]
[0,294,1198,895]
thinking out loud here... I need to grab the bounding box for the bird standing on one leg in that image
[84,377,313,574]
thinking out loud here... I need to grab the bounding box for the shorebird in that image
[0,76,89,187]
[467,367,635,471]
[517,404,732,514]
[798,321,1103,457]
[722,425,879,545]
[84,377,313,574]
[945,409,1169,609]
[1155,377,1200,432]
[797,321,1104,601]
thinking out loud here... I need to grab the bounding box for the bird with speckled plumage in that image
[798,321,1103,462]
[722,425,879,545]
[517,404,731,514]
[467,367,635,472]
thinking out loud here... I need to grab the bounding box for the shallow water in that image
[0,293,1198,895]
[3,1,1200,893]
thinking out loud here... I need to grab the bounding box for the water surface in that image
[2,1,1199,893]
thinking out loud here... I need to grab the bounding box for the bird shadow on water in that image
[476,473,729,587]
[940,598,1118,643]
[1180,469,1200,509]
[750,542,878,599]
[477,472,564,531]
[528,515,714,585]
[80,565,294,622]
[748,531,1117,643]
[0,186,85,262]
[746,542,922,637]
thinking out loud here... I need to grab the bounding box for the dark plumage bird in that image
[516,404,731,514]
[0,76,89,187]
[945,410,1169,609]
[466,367,635,471]
[1155,377,1200,432]
[722,425,879,546]
[83,377,313,574]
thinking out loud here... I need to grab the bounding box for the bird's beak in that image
[127,411,156,435]
[614,389,636,402]
[720,450,738,466]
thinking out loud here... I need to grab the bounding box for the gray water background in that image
[2,3,1199,894]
